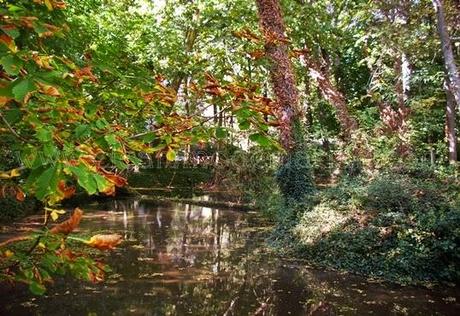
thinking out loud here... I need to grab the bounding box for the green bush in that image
[276,148,316,205]
[365,175,414,213]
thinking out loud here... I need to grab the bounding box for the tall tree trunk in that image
[256,0,315,205]
[445,79,458,163]
[256,0,301,152]
[433,0,460,110]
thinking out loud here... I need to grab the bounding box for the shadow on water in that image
[1,198,459,315]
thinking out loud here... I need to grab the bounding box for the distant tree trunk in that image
[395,52,411,108]
[255,0,301,152]
[303,53,358,138]
[433,0,460,110]
[445,79,458,163]
[401,52,411,102]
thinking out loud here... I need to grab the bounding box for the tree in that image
[255,0,314,204]
[432,0,459,163]
[255,0,301,151]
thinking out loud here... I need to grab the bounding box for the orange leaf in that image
[0,96,12,107]
[32,53,54,70]
[85,234,123,250]
[101,172,127,187]
[74,66,98,84]
[37,82,61,97]
[57,180,75,199]
[20,16,38,29]
[248,50,265,60]
[15,188,25,202]
[50,208,83,235]
[100,184,116,196]
[0,34,16,52]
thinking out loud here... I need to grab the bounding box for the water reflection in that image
[1,199,459,315]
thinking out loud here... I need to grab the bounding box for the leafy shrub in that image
[276,148,316,205]
[365,176,413,213]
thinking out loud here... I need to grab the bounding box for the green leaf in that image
[7,4,24,12]
[69,165,97,195]
[4,108,21,124]
[93,173,110,192]
[0,83,14,98]
[166,149,176,161]
[104,134,120,149]
[74,124,90,139]
[36,127,53,143]
[12,78,36,102]
[29,281,46,295]
[95,119,109,129]
[85,104,98,117]
[0,25,20,39]
[32,21,47,35]
[215,127,228,139]
[0,55,22,75]
[35,165,58,200]
[249,133,272,147]
[142,132,156,143]
[238,120,250,131]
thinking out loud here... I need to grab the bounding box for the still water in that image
[1,198,459,315]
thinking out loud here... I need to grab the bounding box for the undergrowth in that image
[271,164,460,285]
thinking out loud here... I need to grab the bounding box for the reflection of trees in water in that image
[59,200,454,316]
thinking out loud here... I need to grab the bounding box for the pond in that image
[1,198,459,315]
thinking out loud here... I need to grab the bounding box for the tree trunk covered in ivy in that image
[256,0,315,205]
[255,0,300,151]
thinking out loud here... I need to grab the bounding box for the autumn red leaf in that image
[74,66,98,84]
[50,208,83,235]
[204,73,225,97]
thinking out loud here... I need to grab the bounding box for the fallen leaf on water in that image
[85,234,123,250]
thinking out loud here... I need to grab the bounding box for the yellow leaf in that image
[4,250,14,258]
[44,0,54,10]
[10,168,21,177]
[50,210,59,221]
[0,168,22,179]
[45,207,66,221]
[166,148,176,161]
